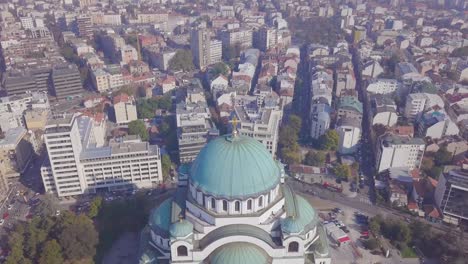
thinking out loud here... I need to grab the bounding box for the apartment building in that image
[435,165,468,225]
[220,28,253,49]
[376,134,425,172]
[42,114,162,197]
[366,79,401,95]
[113,94,138,125]
[310,103,331,139]
[235,104,282,157]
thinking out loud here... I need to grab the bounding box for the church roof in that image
[190,134,281,199]
[210,243,270,264]
[281,185,318,234]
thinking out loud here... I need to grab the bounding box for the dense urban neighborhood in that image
[0,0,467,263]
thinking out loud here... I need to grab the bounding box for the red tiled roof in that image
[407,200,418,210]
[423,205,441,219]
[113,93,130,104]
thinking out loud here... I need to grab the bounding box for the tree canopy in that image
[168,49,195,72]
[88,196,103,219]
[303,151,326,167]
[209,62,230,77]
[318,130,339,151]
[128,120,149,141]
[161,154,173,181]
[434,147,452,166]
[333,164,351,180]
[278,115,303,165]
[136,96,172,119]
[38,240,63,264]
[58,214,98,261]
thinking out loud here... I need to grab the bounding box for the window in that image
[258,196,263,207]
[234,201,240,212]
[288,242,299,252]
[211,198,216,209]
[177,246,188,256]
[247,199,252,210]
[222,200,228,211]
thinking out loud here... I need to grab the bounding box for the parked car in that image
[0,219,4,225]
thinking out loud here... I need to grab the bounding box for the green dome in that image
[149,198,172,233]
[281,195,318,234]
[190,135,280,199]
[210,243,270,264]
[169,220,193,238]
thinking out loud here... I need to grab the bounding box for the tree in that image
[369,215,382,235]
[281,143,302,164]
[319,130,339,151]
[333,164,351,180]
[289,115,302,134]
[128,120,149,141]
[279,126,299,147]
[39,240,63,264]
[210,62,230,77]
[161,154,172,181]
[168,49,195,72]
[435,147,452,166]
[427,166,443,180]
[88,196,103,218]
[363,238,380,250]
[304,151,326,167]
[58,215,98,261]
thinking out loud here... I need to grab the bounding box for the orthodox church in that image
[138,132,332,264]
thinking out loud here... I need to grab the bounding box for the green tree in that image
[303,151,326,167]
[279,126,299,147]
[435,147,452,166]
[333,164,351,180]
[128,120,149,141]
[319,130,339,151]
[281,143,302,164]
[39,240,63,264]
[168,49,195,72]
[369,215,382,235]
[363,238,380,250]
[289,115,302,134]
[210,62,230,76]
[58,214,98,261]
[161,154,172,181]
[88,196,103,218]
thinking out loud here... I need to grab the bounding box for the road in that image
[288,177,468,252]
[350,45,377,204]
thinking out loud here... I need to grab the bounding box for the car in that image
[15,191,20,196]
[7,204,12,210]
[0,219,4,225]
[55,210,61,216]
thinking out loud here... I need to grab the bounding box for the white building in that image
[336,118,361,154]
[113,94,138,125]
[376,134,425,172]
[372,95,398,127]
[404,93,444,120]
[366,79,401,95]
[418,110,459,139]
[209,39,222,65]
[42,114,162,197]
[137,133,331,264]
[235,103,282,157]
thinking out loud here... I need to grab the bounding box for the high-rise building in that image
[76,15,93,39]
[254,27,277,52]
[42,114,162,197]
[51,64,83,100]
[435,165,468,225]
[209,39,222,65]
[310,103,331,139]
[190,28,211,69]
[376,134,425,172]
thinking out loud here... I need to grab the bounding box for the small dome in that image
[210,243,270,264]
[149,198,172,233]
[190,134,280,199]
[281,195,318,234]
[169,220,193,238]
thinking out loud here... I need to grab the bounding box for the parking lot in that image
[303,194,420,264]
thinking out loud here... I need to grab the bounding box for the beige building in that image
[113,93,138,124]
[0,127,34,178]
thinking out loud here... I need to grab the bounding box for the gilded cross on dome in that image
[229,116,239,136]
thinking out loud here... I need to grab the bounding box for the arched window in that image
[247,199,252,210]
[177,245,188,256]
[234,201,240,212]
[222,200,228,211]
[211,197,216,209]
[258,196,263,207]
[288,242,299,252]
